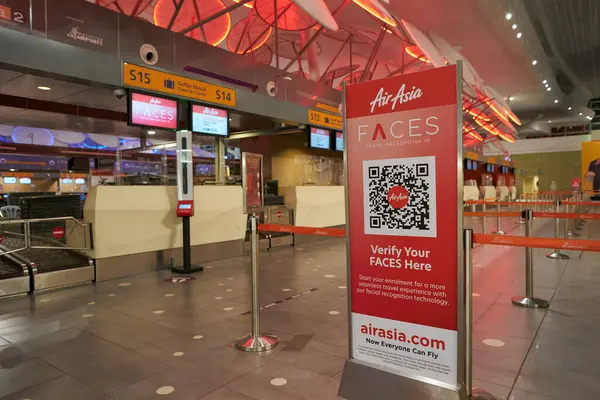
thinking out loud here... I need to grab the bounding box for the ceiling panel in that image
[0,73,91,102]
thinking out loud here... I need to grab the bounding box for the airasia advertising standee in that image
[345,65,461,387]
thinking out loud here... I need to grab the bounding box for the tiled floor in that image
[0,214,597,399]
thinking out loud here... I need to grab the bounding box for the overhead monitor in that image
[75,178,86,185]
[18,177,31,184]
[308,127,331,150]
[128,91,178,130]
[334,131,344,152]
[3,177,16,184]
[190,104,229,137]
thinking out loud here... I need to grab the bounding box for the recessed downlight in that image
[506,13,513,20]
[512,24,517,30]
[548,120,552,123]
[37,86,51,91]
[543,80,548,84]
[147,130,156,135]
[547,87,551,91]
[517,32,522,39]
[568,107,572,110]
[579,113,583,116]
[554,99,559,104]
[532,60,538,65]
[509,96,514,101]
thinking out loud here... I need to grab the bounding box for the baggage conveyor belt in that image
[0,232,94,295]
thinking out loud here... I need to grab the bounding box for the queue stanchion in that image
[464,229,497,400]
[546,200,570,260]
[235,214,278,352]
[512,210,550,309]
[482,203,488,234]
[494,203,504,235]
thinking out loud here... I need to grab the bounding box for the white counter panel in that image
[85,186,246,259]
[285,186,345,228]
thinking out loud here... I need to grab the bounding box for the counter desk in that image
[284,185,346,229]
[84,185,246,281]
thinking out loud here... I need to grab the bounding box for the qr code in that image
[363,156,437,238]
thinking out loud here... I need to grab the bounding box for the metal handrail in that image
[0,217,92,252]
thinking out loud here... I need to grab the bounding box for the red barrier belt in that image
[533,212,600,220]
[473,234,600,252]
[465,200,553,206]
[562,201,600,206]
[463,211,522,217]
[258,223,346,237]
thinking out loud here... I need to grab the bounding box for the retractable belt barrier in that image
[257,223,346,237]
[472,234,600,252]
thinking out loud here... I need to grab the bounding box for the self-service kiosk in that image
[172,130,203,273]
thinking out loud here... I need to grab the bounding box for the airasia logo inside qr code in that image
[363,156,437,238]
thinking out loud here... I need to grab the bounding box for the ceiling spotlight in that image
[568,107,572,110]
[147,130,156,135]
[509,96,514,101]
[544,83,549,87]
[554,99,558,104]
[283,76,292,81]
[517,32,522,39]
[512,24,517,30]
[548,120,552,123]
[532,60,538,65]
[37,86,51,91]
[543,80,547,84]
[9,169,15,172]
[506,13,513,20]
[547,87,551,91]
[579,113,583,116]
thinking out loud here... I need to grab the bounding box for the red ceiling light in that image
[476,89,511,125]
[227,17,272,54]
[352,0,397,26]
[462,123,483,142]
[405,45,431,63]
[154,0,231,47]
[233,0,254,8]
[255,0,316,31]
[474,118,500,136]
[247,44,273,65]
[96,0,154,16]
[503,106,522,126]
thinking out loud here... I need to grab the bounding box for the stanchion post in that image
[482,203,487,234]
[465,229,497,400]
[494,203,504,235]
[235,214,278,352]
[546,200,569,260]
[512,210,549,309]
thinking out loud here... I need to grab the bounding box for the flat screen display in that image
[3,177,16,184]
[466,159,472,171]
[334,131,344,151]
[75,178,86,185]
[62,178,73,184]
[18,177,31,184]
[191,105,228,137]
[309,127,331,150]
[178,204,192,209]
[129,92,178,130]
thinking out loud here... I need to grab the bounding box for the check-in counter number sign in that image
[123,64,236,107]
[308,109,343,130]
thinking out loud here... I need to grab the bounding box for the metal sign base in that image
[235,334,278,352]
[338,361,462,400]
[170,265,204,274]
[471,388,498,399]
[511,296,549,309]
[546,252,570,260]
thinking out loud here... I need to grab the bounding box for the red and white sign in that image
[345,65,460,386]
[309,127,331,149]
[52,227,65,240]
[130,92,178,130]
[191,105,229,137]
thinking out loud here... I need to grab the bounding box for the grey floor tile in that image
[473,350,524,387]
[472,379,511,400]
[0,358,64,398]
[200,387,255,399]
[0,375,109,400]
[508,389,560,400]
[227,360,340,400]
[39,333,170,394]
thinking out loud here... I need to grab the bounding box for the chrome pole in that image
[547,200,569,260]
[236,214,278,352]
[512,210,549,309]
[482,203,487,234]
[494,203,504,235]
[465,229,497,399]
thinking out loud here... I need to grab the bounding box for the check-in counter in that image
[84,185,246,280]
[284,185,345,229]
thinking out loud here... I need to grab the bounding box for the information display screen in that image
[178,204,192,209]
[309,127,331,149]
[191,105,228,137]
[334,131,344,152]
[3,177,16,184]
[18,177,31,184]
[128,92,178,130]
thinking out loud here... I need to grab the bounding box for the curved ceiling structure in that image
[92,0,596,145]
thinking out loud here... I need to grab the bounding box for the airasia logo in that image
[203,107,220,116]
[369,84,423,114]
[149,98,162,105]
[387,186,409,209]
